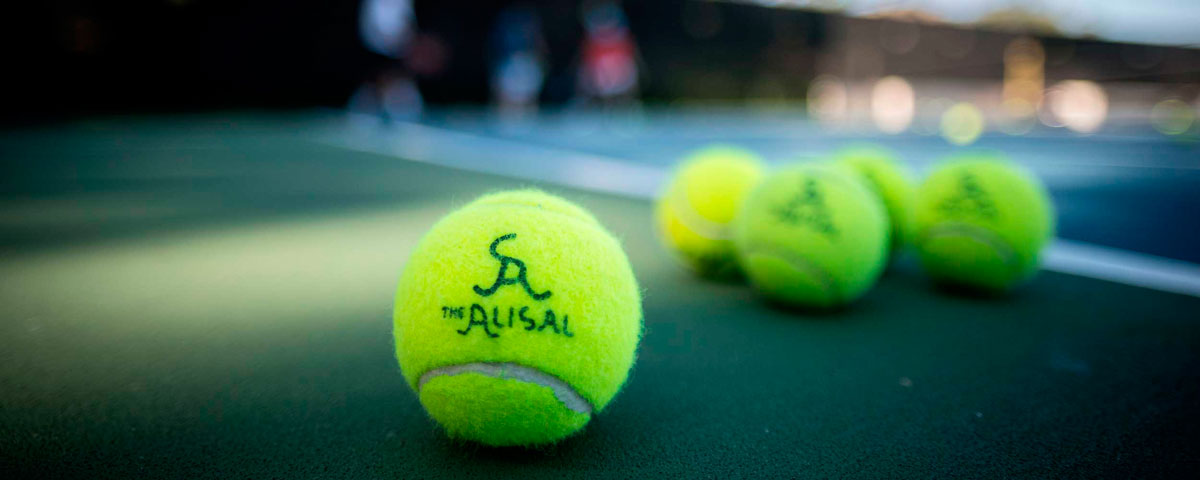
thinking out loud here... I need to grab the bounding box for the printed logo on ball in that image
[441,233,573,339]
[772,177,838,238]
[938,173,998,220]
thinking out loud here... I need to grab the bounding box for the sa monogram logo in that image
[473,233,552,300]
[441,234,573,339]
[937,173,998,220]
[772,177,838,238]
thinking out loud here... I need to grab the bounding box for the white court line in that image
[315,115,1200,298]
[1045,240,1200,298]
[321,117,664,198]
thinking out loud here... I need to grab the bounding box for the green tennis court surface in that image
[2,113,1198,478]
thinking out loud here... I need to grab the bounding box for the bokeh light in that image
[1046,80,1108,134]
[1003,37,1045,110]
[807,75,848,125]
[1150,99,1195,136]
[999,98,1037,135]
[870,75,915,134]
[940,102,984,145]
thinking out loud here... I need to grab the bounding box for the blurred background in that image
[4,3,1200,476]
[9,0,1200,139]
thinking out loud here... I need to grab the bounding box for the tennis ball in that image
[732,164,889,308]
[394,189,642,446]
[913,155,1055,291]
[833,145,916,251]
[655,145,766,278]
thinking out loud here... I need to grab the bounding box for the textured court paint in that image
[4,119,1200,478]
[393,189,642,446]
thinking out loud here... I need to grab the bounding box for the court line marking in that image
[1044,239,1200,298]
[315,115,1200,298]
[321,118,664,198]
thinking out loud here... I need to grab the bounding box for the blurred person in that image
[351,0,423,121]
[489,4,548,116]
[576,0,640,107]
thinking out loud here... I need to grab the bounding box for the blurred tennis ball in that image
[655,145,766,278]
[394,189,642,446]
[732,164,889,308]
[913,155,1055,291]
[833,145,916,251]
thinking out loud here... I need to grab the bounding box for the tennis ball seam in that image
[919,222,1020,268]
[418,362,593,415]
[741,247,841,302]
[667,182,732,240]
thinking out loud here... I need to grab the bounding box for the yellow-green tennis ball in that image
[732,164,889,308]
[394,189,642,446]
[913,155,1055,291]
[655,145,766,278]
[833,145,916,250]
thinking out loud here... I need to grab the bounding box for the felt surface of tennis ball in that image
[394,189,642,446]
[655,145,766,278]
[913,155,1055,291]
[834,145,916,250]
[732,164,889,308]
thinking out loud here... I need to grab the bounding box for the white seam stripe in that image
[669,182,732,240]
[418,363,593,415]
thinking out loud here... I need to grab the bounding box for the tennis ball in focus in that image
[833,145,916,250]
[656,145,766,278]
[394,189,642,446]
[913,155,1055,291]
[733,164,889,308]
